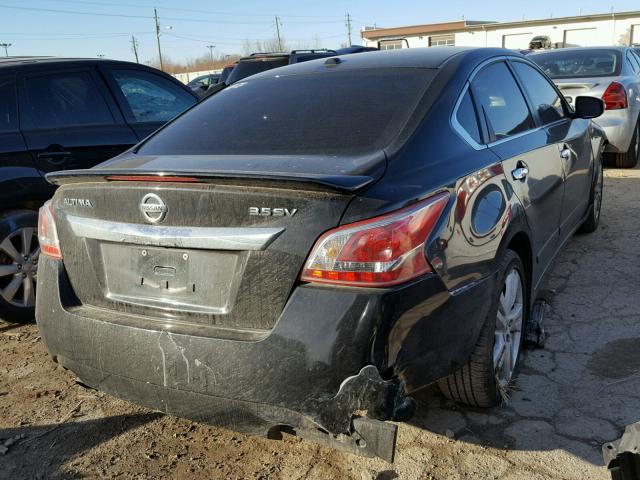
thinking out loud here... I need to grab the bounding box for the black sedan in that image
[35,48,606,461]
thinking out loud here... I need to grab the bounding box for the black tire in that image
[614,118,639,168]
[579,153,603,234]
[438,249,527,407]
[0,210,39,323]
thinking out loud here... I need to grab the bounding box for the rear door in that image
[469,60,565,287]
[18,66,138,173]
[510,59,593,243]
[100,67,197,140]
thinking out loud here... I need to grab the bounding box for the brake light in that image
[38,200,62,260]
[300,192,450,287]
[106,175,199,183]
[602,82,627,110]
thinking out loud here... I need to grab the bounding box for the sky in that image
[0,0,638,64]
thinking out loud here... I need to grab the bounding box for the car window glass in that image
[627,52,640,74]
[471,62,535,142]
[531,49,621,79]
[112,69,196,123]
[21,71,114,129]
[456,89,482,143]
[0,76,17,132]
[138,69,435,156]
[512,61,566,125]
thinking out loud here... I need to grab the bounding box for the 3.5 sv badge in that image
[249,207,297,217]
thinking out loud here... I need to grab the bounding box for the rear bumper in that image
[36,256,494,459]
[595,110,637,153]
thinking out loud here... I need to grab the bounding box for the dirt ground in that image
[1,166,639,480]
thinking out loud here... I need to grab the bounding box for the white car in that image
[532,47,640,168]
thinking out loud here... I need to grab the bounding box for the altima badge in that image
[140,193,168,223]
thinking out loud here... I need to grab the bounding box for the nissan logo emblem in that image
[139,193,168,223]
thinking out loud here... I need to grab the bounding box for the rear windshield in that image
[137,68,434,156]
[226,57,289,84]
[531,49,621,79]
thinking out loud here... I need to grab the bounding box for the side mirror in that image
[574,96,605,119]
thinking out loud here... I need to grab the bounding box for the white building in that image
[361,10,640,51]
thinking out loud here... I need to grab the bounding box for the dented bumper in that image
[36,258,421,461]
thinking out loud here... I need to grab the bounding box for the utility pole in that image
[206,44,215,64]
[274,16,283,51]
[0,43,11,57]
[131,35,140,63]
[154,8,164,71]
[345,13,352,46]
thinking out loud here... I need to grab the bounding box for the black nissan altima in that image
[35,48,606,461]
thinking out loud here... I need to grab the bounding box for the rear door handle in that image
[512,161,529,181]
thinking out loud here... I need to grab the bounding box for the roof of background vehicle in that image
[530,46,632,55]
[246,47,517,79]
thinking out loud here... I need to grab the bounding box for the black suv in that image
[0,57,197,321]
[205,50,344,96]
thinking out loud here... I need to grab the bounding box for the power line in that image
[41,0,346,19]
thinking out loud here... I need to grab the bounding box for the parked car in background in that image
[186,73,221,96]
[531,47,640,167]
[36,48,606,461]
[0,57,198,321]
[335,45,379,54]
[529,35,552,50]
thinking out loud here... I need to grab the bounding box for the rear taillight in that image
[602,82,628,110]
[300,192,450,287]
[38,200,62,260]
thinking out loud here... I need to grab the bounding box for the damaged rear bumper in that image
[36,258,420,461]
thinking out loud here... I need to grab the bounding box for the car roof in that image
[247,47,515,79]
[0,56,149,69]
[531,46,629,54]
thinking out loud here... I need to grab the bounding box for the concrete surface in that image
[0,166,638,479]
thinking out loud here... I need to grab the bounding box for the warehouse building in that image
[361,10,640,50]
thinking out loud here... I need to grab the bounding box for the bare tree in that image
[618,27,631,46]
[242,37,289,55]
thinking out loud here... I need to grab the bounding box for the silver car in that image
[531,47,640,168]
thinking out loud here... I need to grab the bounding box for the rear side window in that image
[471,62,535,142]
[0,76,17,132]
[111,69,195,123]
[21,71,114,129]
[138,69,435,156]
[455,89,482,143]
[512,61,566,125]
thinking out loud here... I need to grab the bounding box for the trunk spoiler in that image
[46,169,376,193]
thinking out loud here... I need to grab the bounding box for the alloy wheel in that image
[0,228,39,308]
[493,267,524,394]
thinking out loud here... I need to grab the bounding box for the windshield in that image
[137,68,435,156]
[531,49,621,79]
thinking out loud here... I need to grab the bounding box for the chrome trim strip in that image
[65,215,284,251]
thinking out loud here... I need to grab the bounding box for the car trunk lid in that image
[48,153,385,331]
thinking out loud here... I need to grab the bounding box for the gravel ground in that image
[1,166,639,480]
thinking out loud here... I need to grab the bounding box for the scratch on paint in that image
[195,359,218,386]
[157,334,167,387]
[168,334,190,385]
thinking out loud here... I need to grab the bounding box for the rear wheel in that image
[438,250,526,407]
[0,210,39,323]
[579,154,603,234]
[614,118,639,168]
